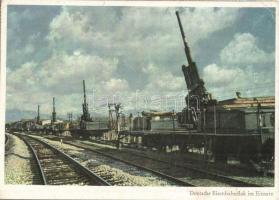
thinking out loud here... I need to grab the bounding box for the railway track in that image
[61,139,262,187]
[5,132,14,147]
[5,133,12,154]
[30,135,195,186]
[5,134,8,145]
[120,151,262,187]
[90,138,266,187]
[15,133,110,185]
[5,134,10,156]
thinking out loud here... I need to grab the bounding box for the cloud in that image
[7,61,38,92]
[6,51,121,115]
[180,8,239,44]
[38,52,119,93]
[103,78,129,93]
[220,33,274,65]
[8,6,276,120]
[199,32,275,100]
[46,7,240,71]
[202,64,240,86]
[8,52,119,92]
[7,7,58,70]
[202,63,274,100]
[143,63,185,92]
[7,7,240,115]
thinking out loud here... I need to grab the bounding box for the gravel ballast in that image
[31,135,175,186]
[79,138,274,187]
[5,133,34,184]
[28,133,274,187]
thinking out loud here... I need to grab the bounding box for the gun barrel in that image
[53,97,55,112]
[83,80,87,104]
[175,11,186,41]
[37,105,40,122]
[52,97,56,123]
[175,11,193,65]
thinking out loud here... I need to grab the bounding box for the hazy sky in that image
[6,6,275,119]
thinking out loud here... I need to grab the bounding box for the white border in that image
[1,0,279,7]
[0,1,278,199]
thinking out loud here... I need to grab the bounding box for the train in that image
[6,11,275,165]
[124,11,275,163]
[130,96,274,163]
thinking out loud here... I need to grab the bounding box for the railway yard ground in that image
[5,131,274,187]
[5,133,35,184]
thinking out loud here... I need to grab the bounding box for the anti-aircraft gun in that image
[172,11,274,163]
[80,80,93,129]
[81,80,92,122]
[72,80,109,134]
[175,11,216,129]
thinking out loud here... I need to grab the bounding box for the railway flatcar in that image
[175,11,275,162]
[139,11,275,164]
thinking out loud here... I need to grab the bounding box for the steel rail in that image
[62,140,195,186]
[87,138,263,187]
[13,132,110,186]
[36,137,110,186]
[122,151,263,187]
[99,146,262,187]
[5,134,9,146]
[65,139,262,187]
[17,134,47,185]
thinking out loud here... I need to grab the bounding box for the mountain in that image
[5,109,50,123]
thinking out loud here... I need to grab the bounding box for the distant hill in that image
[6,109,114,123]
[6,109,52,123]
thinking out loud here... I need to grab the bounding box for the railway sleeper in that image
[40,162,68,167]
[49,179,88,185]
[41,164,74,169]
[97,174,113,179]
[106,178,121,182]
[48,174,86,180]
[47,173,84,180]
[110,180,124,184]
[48,176,85,182]
[42,166,74,172]
[38,158,65,162]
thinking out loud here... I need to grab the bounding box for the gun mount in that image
[176,11,216,128]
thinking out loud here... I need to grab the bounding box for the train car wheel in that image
[261,138,274,162]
